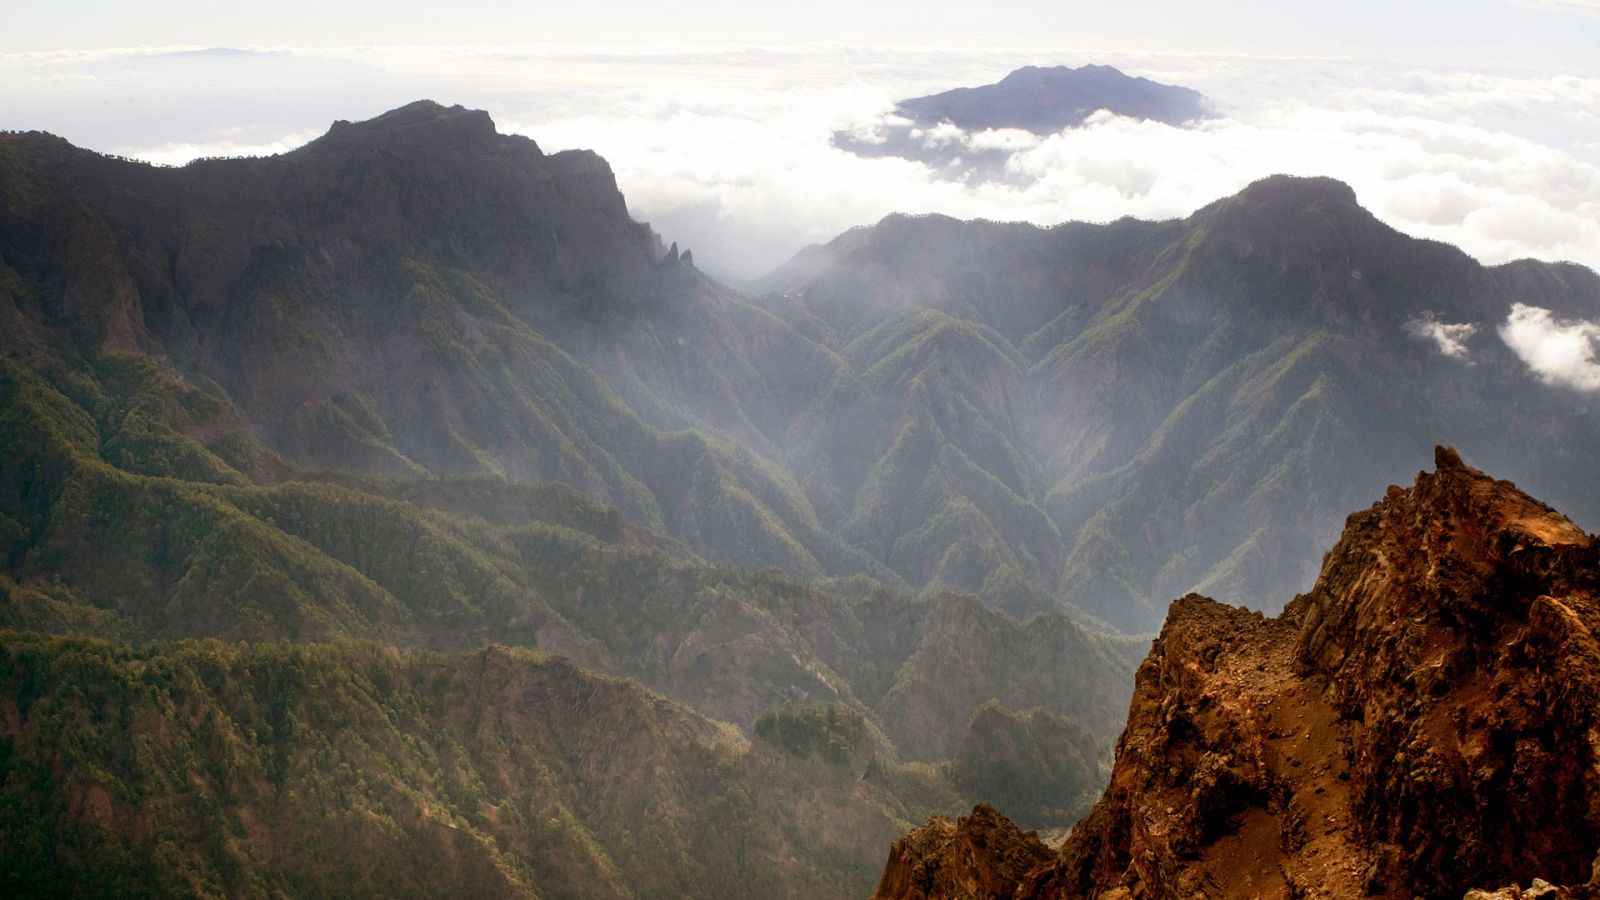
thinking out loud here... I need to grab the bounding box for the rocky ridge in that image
[870,804,1054,900]
[871,448,1600,899]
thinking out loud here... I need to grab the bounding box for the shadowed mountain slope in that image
[0,100,884,586]
[0,636,976,899]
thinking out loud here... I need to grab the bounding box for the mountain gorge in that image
[870,448,1600,899]
[1,99,1597,896]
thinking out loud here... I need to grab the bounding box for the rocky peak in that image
[868,804,1053,900]
[1193,175,1379,248]
[314,100,522,155]
[1292,447,1598,897]
[1297,444,1589,697]
[1232,173,1361,210]
[869,449,1600,898]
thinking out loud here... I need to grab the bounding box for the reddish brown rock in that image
[1466,880,1578,900]
[870,804,1054,900]
[870,448,1600,899]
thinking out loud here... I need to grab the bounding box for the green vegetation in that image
[0,633,956,898]
[0,337,1132,896]
[755,703,870,767]
[952,701,1109,830]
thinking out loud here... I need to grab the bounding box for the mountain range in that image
[757,176,1600,630]
[1,100,1597,896]
[9,101,1596,636]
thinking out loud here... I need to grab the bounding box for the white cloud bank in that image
[1499,303,1600,391]
[502,48,1600,278]
[127,131,323,167]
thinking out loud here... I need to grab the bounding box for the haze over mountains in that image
[759,176,1600,629]
[1,99,1598,895]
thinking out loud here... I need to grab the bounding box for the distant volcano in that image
[834,64,1212,182]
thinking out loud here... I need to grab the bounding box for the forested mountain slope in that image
[0,635,961,898]
[0,104,1144,894]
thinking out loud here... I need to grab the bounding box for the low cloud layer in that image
[1500,303,1600,391]
[502,49,1600,279]
[1406,316,1479,359]
[128,130,323,166]
[3,44,1597,281]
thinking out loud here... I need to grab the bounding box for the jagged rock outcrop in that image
[1290,445,1600,897]
[1466,881,1577,900]
[870,448,1600,899]
[869,804,1054,900]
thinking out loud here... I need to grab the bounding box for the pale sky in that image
[6,1,1599,69]
[3,2,1598,278]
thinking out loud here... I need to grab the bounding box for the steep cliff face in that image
[872,448,1600,899]
[1294,447,1599,897]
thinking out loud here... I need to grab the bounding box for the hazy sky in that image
[3,2,1598,278]
[7,1,1600,66]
